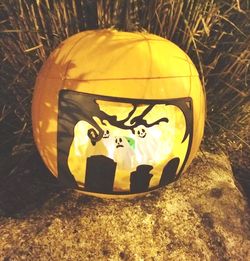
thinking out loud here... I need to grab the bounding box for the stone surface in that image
[0,152,249,260]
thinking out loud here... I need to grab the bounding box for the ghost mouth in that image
[116,144,124,148]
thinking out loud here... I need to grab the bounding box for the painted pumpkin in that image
[32,29,205,198]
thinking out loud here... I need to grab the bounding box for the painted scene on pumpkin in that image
[57,91,193,194]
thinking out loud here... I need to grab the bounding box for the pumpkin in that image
[32,29,205,198]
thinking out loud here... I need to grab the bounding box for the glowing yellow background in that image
[68,103,188,191]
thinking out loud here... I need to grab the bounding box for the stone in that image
[0,152,249,260]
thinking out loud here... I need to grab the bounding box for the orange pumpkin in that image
[32,29,205,198]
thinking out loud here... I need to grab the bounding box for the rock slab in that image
[0,152,249,260]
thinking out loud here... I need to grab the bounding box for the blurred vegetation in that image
[0,0,249,214]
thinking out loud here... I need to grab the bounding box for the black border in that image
[57,90,193,194]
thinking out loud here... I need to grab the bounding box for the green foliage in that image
[0,0,249,197]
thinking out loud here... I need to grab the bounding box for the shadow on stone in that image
[0,150,61,218]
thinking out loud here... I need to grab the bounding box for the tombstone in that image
[130,165,153,193]
[159,157,180,186]
[84,155,117,193]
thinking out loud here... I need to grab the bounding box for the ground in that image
[0,152,249,260]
